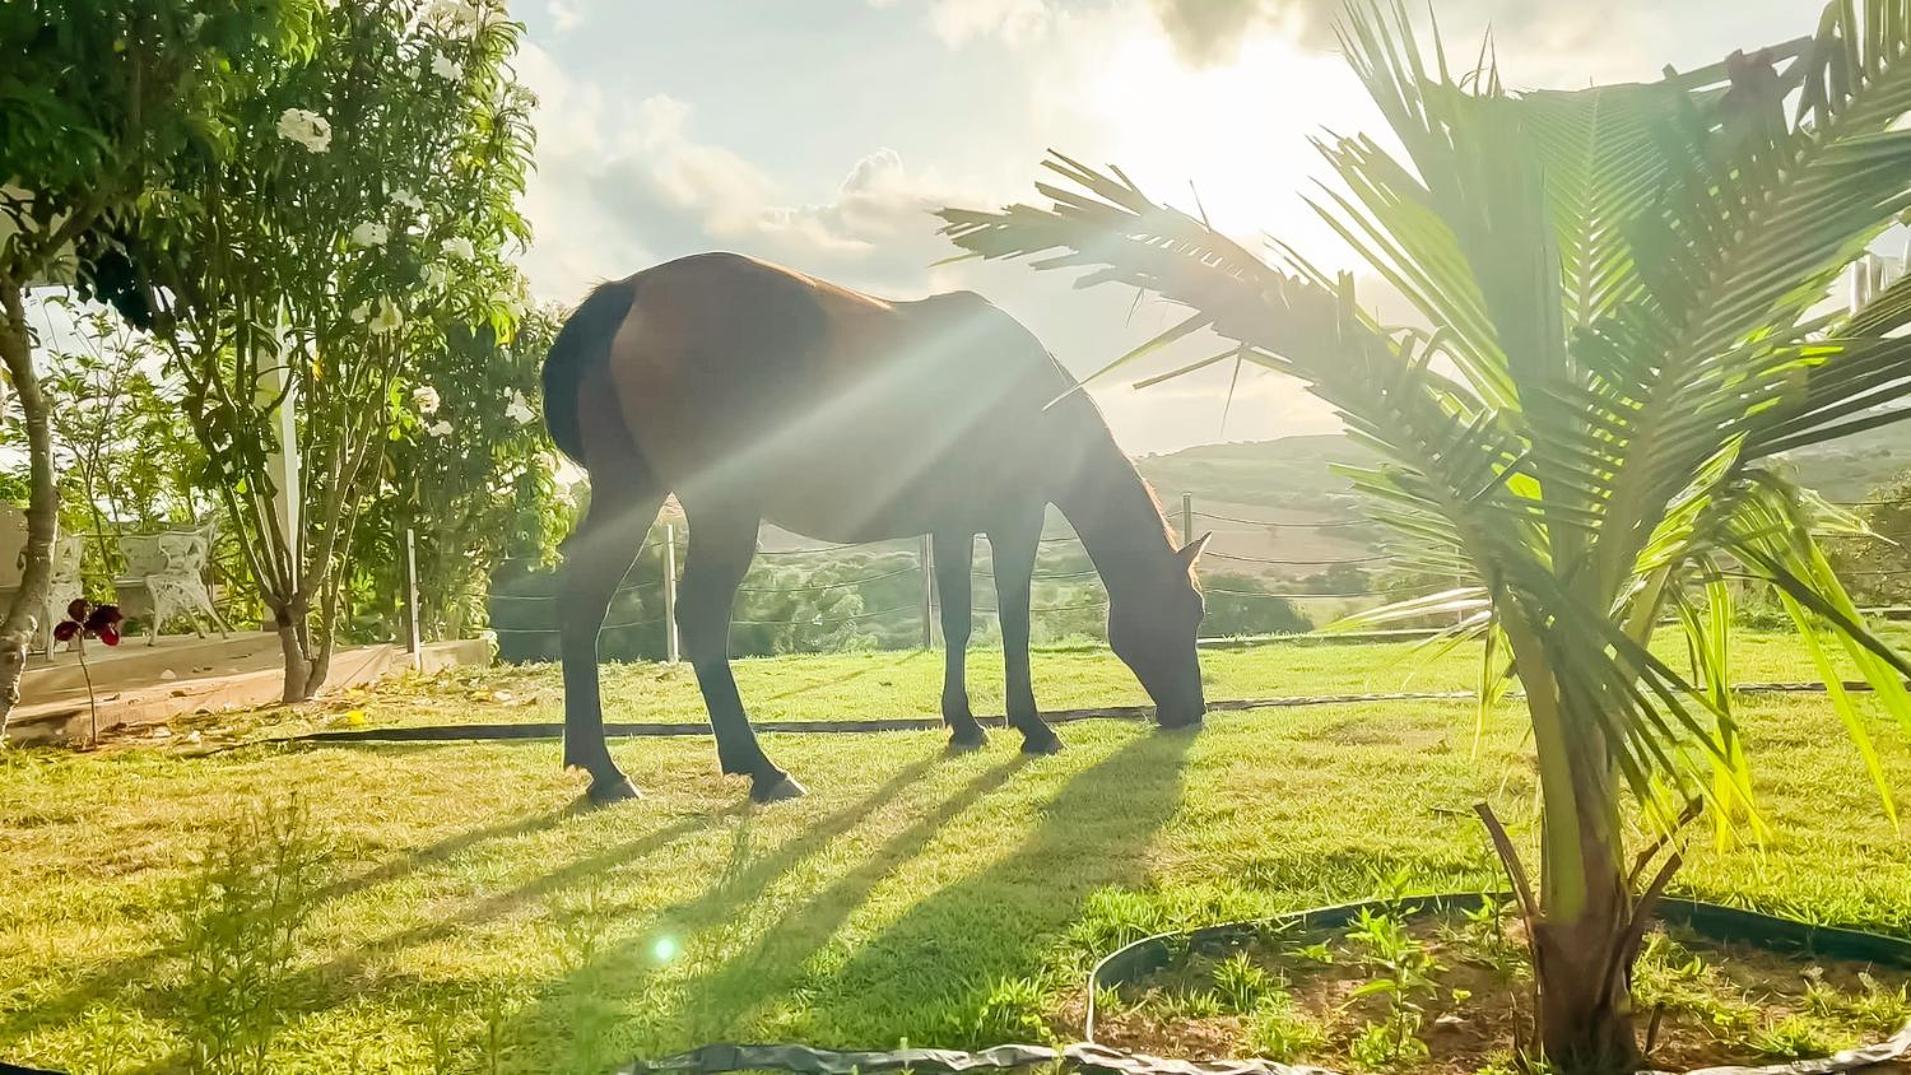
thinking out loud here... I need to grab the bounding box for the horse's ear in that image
[1176,532,1212,568]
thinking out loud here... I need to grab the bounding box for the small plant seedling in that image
[1345,909,1440,1067]
[1293,940,1336,965]
[1243,992,1325,1061]
[172,797,329,1075]
[969,975,1053,1045]
[1212,951,1276,1014]
[1747,1015,1834,1060]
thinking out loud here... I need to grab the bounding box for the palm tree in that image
[940,1,1911,1068]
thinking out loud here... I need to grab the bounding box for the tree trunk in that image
[1532,796,1641,1072]
[272,596,312,703]
[1499,619,1644,1073]
[0,280,59,742]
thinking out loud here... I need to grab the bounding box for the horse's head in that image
[1106,534,1210,728]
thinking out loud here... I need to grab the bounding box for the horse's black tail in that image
[541,278,637,464]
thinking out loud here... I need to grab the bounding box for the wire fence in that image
[487,498,1459,652]
[487,494,1911,651]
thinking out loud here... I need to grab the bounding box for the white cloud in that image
[545,0,581,32]
[928,0,1050,46]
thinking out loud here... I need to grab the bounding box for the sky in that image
[508,0,1822,456]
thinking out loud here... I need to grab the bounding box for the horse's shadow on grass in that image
[510,729,1191,1068]
[803,730,1193,1047]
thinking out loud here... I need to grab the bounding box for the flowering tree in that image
[127,0,535,699]
[356,305,568,641]
[0,1,309,735]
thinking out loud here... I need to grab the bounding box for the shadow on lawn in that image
[510,729,1192,1069]
[804,729,1193,1048]
[487,751,952,1070]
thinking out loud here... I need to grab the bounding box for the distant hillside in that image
[1144,427,1911,515]
[1775,422,1911,503]
[1135,425,1911,579]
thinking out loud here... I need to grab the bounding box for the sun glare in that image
[1079,28,1382,267]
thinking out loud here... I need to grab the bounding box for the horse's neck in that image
[1053,430,1179,599]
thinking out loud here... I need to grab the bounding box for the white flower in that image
[441,236,475,260]
[504,390,535,425]
[349,301,371,323]
[430,53,461,81]
[412,385,441,415]
[426,0,487,33]
[350,221,389,248]
[391,188,424,213]
[368,296,404,334]
[421,264,450,289]
[275,108,332,154]
[426,419,454,438]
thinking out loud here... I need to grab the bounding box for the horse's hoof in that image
[586,775,643,806]
[751,774,807,803]
[1019,729,1064,755]
[947,727,989,753]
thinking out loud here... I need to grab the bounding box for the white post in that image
[921,535,936,650]
[662,524,679,664]
[403,527,420,669]
[260,319,300,587]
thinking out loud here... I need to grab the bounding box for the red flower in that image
[58,601,125,646]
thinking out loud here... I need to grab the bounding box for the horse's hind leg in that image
[934,530,987,750]
[987,508,1062,755]
[559,466,664,805]
[676,498,804,803]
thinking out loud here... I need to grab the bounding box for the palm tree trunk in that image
[1501,617,1643,1072]
[0,278,59,741]
[1532,765,1640,1072]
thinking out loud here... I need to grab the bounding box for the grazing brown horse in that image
[543,252,1209,805]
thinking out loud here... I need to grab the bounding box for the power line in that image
[1192,509,1372,529]
[1204,551,1394,567]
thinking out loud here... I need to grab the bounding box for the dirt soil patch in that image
[1090,903,1911,1074]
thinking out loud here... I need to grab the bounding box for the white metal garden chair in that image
[0,506,85,656]
[114,524,229,644]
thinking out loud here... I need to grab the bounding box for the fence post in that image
[403,527,421,670]
[663,524,680,664]
[1182,492,1194,545]
[920,534,936,650]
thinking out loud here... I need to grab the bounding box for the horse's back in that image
[601,252,1081,538]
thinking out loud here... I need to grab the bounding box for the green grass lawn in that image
[3,632,1909,1074]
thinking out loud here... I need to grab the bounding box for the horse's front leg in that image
[987,512,1061,755]
[677,498,804,803]
[933,530,986,750]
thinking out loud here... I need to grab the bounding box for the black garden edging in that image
[616,894,1911,1075]
[261,679,1897,748]
[1083,893,1911,1041]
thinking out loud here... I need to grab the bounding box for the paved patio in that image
[5,632,489,745]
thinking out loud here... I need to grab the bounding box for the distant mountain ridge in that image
[1136,426,1911,519]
